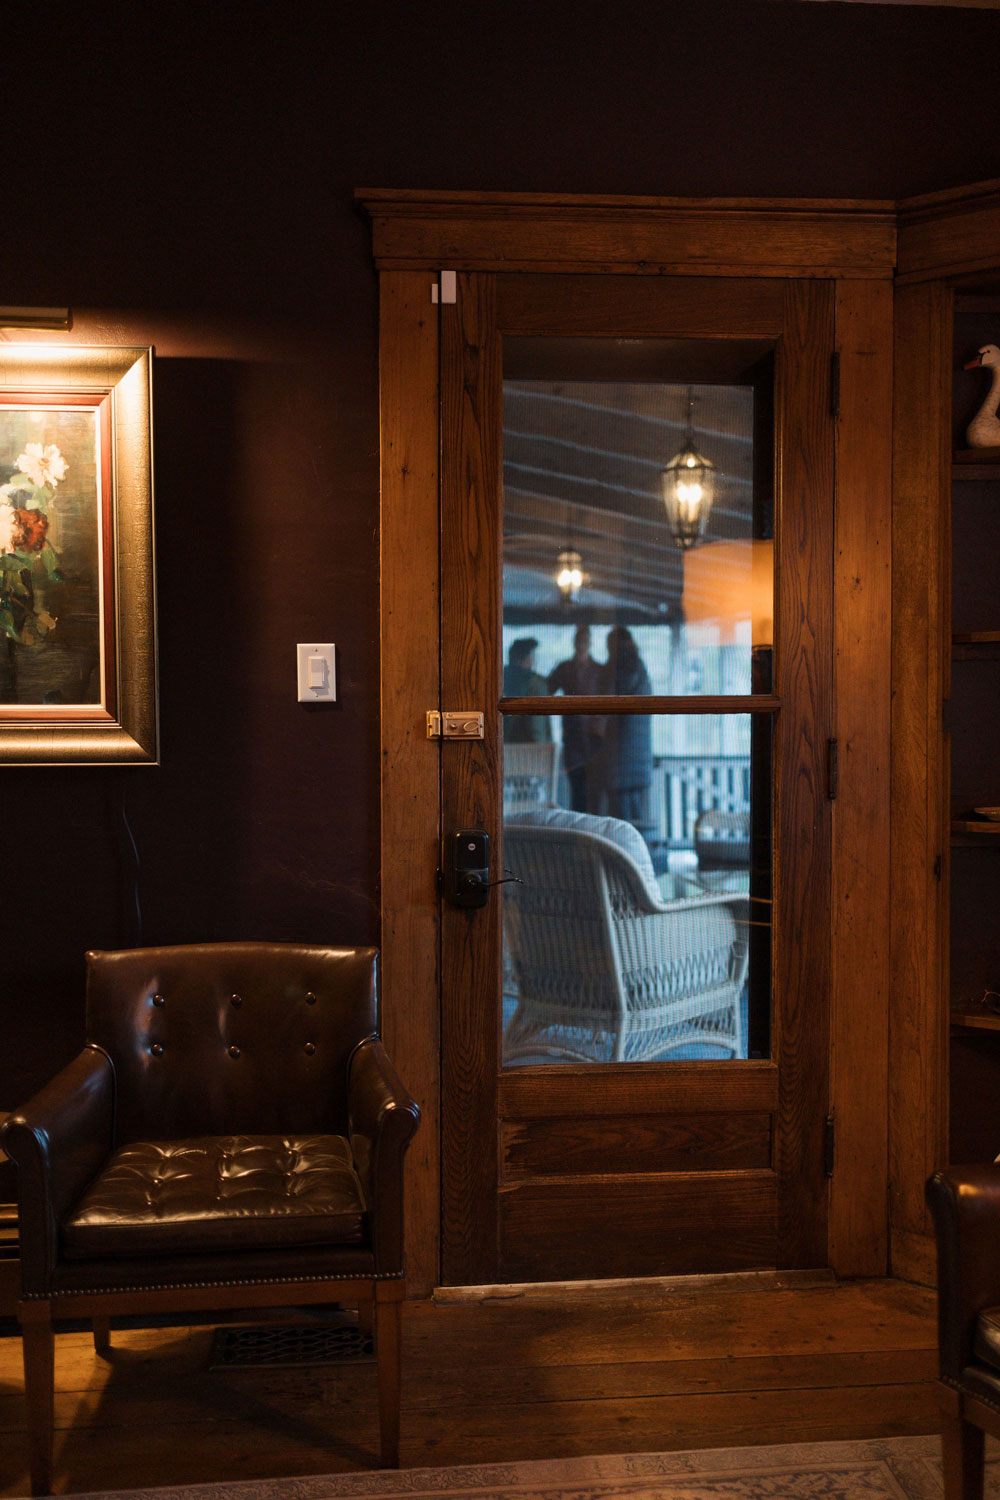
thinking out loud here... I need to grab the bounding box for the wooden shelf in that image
[952,820,1000,845]
[955,448,1000,462]
[953,449,1000,481]
[952,1011,1000,1034]
[953,634,1000,658]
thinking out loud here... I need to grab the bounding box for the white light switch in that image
[297,643,336,703]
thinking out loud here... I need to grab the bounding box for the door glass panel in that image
[501,340,774,696]
[501,711,772,1067]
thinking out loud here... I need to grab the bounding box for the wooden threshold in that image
[433,1268,836,1304]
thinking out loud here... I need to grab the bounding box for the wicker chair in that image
[503,741,561,814]
[502,809,749,1064]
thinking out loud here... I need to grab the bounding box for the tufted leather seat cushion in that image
[62,1134,366,1258]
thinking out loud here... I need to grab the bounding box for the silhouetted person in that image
[598,625,652,829]
[548,624,602,810]
[503,637,551,742]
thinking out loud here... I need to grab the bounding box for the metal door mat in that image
[209,1321,374,1369]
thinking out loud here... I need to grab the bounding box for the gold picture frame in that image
[0,345,157,763]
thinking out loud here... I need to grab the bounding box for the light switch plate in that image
[297,643,336,703]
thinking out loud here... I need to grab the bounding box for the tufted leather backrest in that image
[85,944,379,1146]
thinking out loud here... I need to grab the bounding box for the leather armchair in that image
[926,1165,1000,1500]
[2,943,420,1494]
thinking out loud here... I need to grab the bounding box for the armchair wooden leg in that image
[941,1408,985,1500]
[20,1301,55,1496]
[374,1282,403,1468]
[93,1316,111,1356]
[357,1299,374,1343]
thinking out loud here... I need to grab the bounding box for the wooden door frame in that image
[362,190,896,1295]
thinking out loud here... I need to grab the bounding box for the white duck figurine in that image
[964,343,1000,449]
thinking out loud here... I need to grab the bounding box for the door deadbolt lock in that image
[443,829,490,909]
[438,830,525,908]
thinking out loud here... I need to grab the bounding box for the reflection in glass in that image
[502,363,773,696]
[661,387,716,550]
[501,713,771,1068]
[502,636,552,745]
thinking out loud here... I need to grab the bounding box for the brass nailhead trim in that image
[228,1045,241,1059]
[304,1042,316,1056]
[150,1044,164,1057]
[942,1374,1000,1417]
[152,995,165,1007]
[231,994,243,1008]
[34,1270,403,1298]
[305,993,317,1005]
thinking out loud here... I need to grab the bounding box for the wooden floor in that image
[0,1273,940,1496]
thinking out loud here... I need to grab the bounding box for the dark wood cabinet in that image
[947,296,1000,1162]
[892,185,1000,1284]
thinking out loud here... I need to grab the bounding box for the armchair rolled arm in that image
[2,1046,115,1294]
[348,1037,421,1274]
[926,1164,1000,1381]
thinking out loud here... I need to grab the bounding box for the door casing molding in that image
[363,189,897,1295]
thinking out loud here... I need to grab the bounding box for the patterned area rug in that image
[61,1435,1000,1500]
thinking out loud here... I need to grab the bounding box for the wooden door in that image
[438,271,835,1286]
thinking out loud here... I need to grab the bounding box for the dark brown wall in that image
[4,0,1000,1106]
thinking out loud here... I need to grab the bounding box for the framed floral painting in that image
[0,346,157,762]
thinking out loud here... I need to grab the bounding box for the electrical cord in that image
[112,776,142,946]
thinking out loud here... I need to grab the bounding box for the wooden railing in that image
[502,749,752,851]
[653,755,751,847]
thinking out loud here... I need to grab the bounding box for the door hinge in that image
[827,737,838,800]
[430,271,457,305]
[830,351,840,420]
[426,709,484,740]
[824,1114,836,1178]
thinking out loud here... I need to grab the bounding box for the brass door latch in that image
[426,710,484,740]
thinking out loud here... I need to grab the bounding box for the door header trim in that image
[357,189,897,280]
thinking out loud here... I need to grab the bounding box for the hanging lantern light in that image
[555,547,584,603]
[661,389,716,551]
